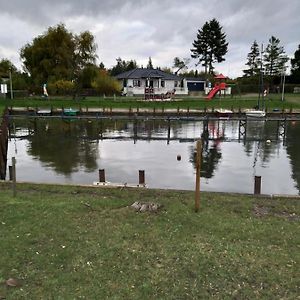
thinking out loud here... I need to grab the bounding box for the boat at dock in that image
[36,108,52,116]
[63,108,79,116]
[215,109,233,118]
[245,110,266,118]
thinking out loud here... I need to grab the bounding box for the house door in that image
[149,80,154,87]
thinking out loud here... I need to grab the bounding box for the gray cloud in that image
[0,0,299,77]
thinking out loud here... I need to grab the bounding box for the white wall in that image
[122,78,189,95]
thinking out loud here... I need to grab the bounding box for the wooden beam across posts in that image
[195,140,202,212]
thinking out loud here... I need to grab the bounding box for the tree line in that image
[0,21,300,96]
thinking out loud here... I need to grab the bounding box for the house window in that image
[174,81,178,87]
[161,80,165,88]
[133,80,140,87]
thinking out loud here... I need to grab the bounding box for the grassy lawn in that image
[1,93,300,111]
[0,182,299,299]
[0,104,6,115]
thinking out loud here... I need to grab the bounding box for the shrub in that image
[92,70,121,96]
[48,80,75,95]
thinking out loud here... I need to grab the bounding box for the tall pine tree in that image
[243,41,261,77]
[147,57,154,69]
[291,44,300,83]
[191,18,228,75]
[263,36,289,76]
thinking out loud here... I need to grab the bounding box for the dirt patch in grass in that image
[253,204,300,221]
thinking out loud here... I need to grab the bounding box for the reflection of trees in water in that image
[26,119,100,175]
[189,140,222,179]
[243,121,282,164]
[285,121,300,192]
[188,120,225,179]
[14,117,300,189]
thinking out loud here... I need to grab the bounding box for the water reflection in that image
[24,119,99,175]
[7,117,300,195]
[285,121,300,192]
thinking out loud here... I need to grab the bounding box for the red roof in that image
[214,73,227,79]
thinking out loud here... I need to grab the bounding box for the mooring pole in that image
[139,170,145,186]
[9,165,12,181]
[99,169,105,183]
[195,140,202,212]
[254,176,261,195]
[167,119,171,145]
[12,157,16,197]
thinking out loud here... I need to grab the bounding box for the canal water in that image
[6,117,300,195]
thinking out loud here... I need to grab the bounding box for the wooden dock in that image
[6,106,300,122]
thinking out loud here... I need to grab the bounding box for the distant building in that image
[185,77,206,94]
[115,68,188,96]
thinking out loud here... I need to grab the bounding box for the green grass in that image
[0,182,299,299]
[0,103,6,115]
[1,93,300,111]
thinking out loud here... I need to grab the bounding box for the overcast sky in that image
[0,0,299,78]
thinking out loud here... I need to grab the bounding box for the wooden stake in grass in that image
[195,140,202,212]
[12,157,16,197]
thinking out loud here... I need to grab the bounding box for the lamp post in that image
[9,67,13,99]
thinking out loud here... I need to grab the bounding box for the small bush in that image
[92,70,121,96]
[48,80,75,96]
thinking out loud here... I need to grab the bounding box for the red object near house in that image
[206,74,227,100]
[214,73,227,80]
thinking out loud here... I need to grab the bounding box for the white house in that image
[115,68,189,96]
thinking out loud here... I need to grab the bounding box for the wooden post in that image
[99,169,105,183]
[254,176,261,195]
[167,119,171,145]
[12,157,16,197]
[195,140,202,212]
[9,165,12,181]
[139,170,145,185]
